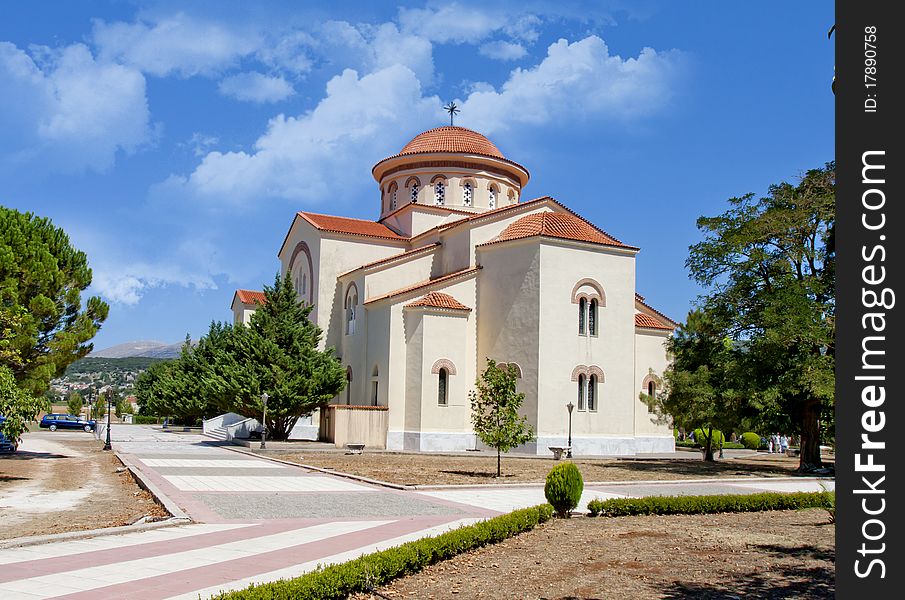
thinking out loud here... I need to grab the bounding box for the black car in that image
[40,414,96,432]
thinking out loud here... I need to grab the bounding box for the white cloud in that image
[0,41,151,173]
[398,3,501,43]
[92,13,261,77]
[173,64,440,203]
[218,72,295,103]
[91,261,217,305]
[479,40,528,61]
[460,36,688,133]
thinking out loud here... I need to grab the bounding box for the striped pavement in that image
[0,426,834,599]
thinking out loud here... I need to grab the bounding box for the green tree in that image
[0,367,45,441]
[67,391,84,416]
[642,310,746,461]
[204,274,346,439]
[0,207,109,396]
[685,163,835,471]
[93,394,107,420]
[470,359,535,477]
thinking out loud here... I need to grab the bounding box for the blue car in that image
[39,414,96,432]
[0,417,18,452]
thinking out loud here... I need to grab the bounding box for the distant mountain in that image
[90,340,187,359]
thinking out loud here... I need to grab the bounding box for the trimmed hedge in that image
[587,491,834,518]
[212,504,554,599]
[132,415,162,425]
[544,462,584,517]
[741,432,762,450]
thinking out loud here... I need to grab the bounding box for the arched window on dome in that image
[433,179,445,205]
[462,181,473,207]
[508,189,516,203]
[388,182,398,211]
[406,177,420,204]
[488,184,497,209]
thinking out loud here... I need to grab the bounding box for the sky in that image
[1,0,834,350]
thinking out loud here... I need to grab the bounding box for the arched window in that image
[463,182,473,206]
[648,380,656,398]
[588,299,598,336]
[508,189,516,203]
[588,375,597,411]
[577,374,586,411]
[578,298,586,335]
[345,286,358,335]
[345,367,353,404]
[434,180,445,205]
[438,368,448,405]
[388,182,398,210]
[488,185,497,209]
[408,179,419,203]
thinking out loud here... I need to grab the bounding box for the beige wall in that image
[633,327,673,436]
[537,240,639,439]
[476,241,541,433]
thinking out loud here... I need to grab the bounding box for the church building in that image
[231,125,676,455]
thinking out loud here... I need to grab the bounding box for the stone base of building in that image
[386,430,478,452]
[533,435,675,456]
[386,431,674,455]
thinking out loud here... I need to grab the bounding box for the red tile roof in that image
[399,126,505,159]
[405,291,471,311]
[486,211,631,248]
[635,294,678,328]
[364,266,481,305]
[635,312,673,330]
[235,289,267,305]
[298,212,406,240]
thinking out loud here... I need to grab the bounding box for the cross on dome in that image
[443,101,460,126]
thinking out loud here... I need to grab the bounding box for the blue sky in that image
[1,1,834,350]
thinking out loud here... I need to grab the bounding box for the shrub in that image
[544,462,584,517]
[692,428,724,452]
[587,491,833,517]
[132,415,162,425]
[212,504,553,599]
[741,432,761,450]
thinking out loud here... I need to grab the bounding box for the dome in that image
[493,212,630,248]
[399,126,504,159]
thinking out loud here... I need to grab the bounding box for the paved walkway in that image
[0,426,834,599]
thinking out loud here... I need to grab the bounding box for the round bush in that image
[692,428,725,452]
[741,432,761,450]
[544,462,584,517]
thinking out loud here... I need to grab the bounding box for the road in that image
[0,426,834,599]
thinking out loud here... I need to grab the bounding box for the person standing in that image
[768,435,774,453]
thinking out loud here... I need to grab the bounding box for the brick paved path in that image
[0,426,834,599]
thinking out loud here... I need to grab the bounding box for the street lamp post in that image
[103,393,112,451]
[566,401,574,458]
[260,392,269,450]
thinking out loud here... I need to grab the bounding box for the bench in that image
[345,443,365,455]
[548,446,571,460]
[785,448,800,457]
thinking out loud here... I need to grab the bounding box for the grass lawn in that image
[255,449,825,486]
[350,508,834,599]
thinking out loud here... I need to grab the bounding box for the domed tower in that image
[372,126,530,220]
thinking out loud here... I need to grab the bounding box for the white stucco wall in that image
[633,327,674,440]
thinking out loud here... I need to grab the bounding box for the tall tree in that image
[67,391,84,416]
[641,310,746,461]
[205,274,346,439]
[0,207,109,396]
[686,163,835,471]
[470,358,535,477]
[0,367,45,441]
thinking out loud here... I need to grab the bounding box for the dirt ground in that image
[0,432,169,540]
[352,509,834,599]
[258,450,822,486]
